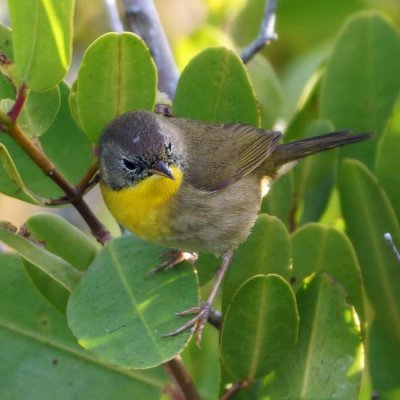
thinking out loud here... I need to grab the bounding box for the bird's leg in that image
[163,249,234,346]
[145,250,198,279]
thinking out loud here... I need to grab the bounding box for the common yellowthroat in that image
[98,110,369,341]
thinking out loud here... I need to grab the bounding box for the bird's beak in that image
[149,160,175,180]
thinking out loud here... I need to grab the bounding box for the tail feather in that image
[270,130,371,167]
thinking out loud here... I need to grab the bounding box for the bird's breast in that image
[100,166,183,241]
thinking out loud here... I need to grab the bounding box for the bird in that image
[98,110,370,343]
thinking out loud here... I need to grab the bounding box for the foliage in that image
[0,1,399,399]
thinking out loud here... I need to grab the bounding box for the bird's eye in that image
[122,158,141,172]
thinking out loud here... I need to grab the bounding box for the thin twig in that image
[121,0,179,99]
[163,357,202,400]
[4,121,111,245]
[240,0,278,64]
[221,380,250,400]
[384,233,400,263]
[104,0,124,32]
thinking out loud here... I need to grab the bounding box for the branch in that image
[221,380,250,400]
[163,357,202,400]
[121,0,179,99]
[384,233,400,263]
[240,0,278,64]
[104,0,124,32]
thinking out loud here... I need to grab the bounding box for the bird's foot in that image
[163,301,212,346]
[145,250,197,279]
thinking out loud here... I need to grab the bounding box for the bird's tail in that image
[269,130,370,168]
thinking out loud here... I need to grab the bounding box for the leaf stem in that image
[8,83,28,121]
[164,357,201,400]
[241,0,278,64]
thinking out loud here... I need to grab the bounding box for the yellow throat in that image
[100,166,183,241]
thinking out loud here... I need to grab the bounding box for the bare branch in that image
[104,0,124,32]
[163,357,202,400]
[121,0,179,99]
[384,233,400,263]
[241,0,278,64]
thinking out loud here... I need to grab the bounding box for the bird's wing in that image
[181,121,282,191]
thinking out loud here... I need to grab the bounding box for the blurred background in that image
[0,0,399,232]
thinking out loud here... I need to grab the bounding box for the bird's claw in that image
[163,302,211,346]
[145,250,197,279]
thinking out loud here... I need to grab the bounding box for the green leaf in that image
[0,24,15,100]
[26,213,98,270]
[293,120,337,226]
[18,86,61,137]
[368,318,400,398]
[220,274,298,380]
[320,12,400,168]
[263,120,338,228]
[246,55,283,128]
[281,46,330,123]
[264,273,362,399]
[0,142,40,203]
[23,213,99,313]
[67,235,199,369]
[291,223,365,323]
[76,32,157,142]
[261,171,296,230]
[222,214,291,313]
[376,97,400,222]
[0,224,81,291]
[0,81,95,202]
[173,47,259,125]
[8,0,74,90]
[0,253,166,400]
[338,159,400,339]
[41,81,95,185]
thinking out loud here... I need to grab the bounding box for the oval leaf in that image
[76,32,157,142]
[18,86,61,137]
[264,273,362,399]
[320,12,400,168]
[8,0,74,90]
[0,142,40,203]
[338,159,400,339]
[291,223,364,322]
[222,214,291,313]
[23,213,99,312]
[27,213,98,270]
[220,274,298,380]
[0,253,166,399]
[0,223,81,291]
[173,47,259,125]
[67,235,199,369]
[246,55,283,128]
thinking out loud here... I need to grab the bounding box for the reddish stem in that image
[8,83,28,121]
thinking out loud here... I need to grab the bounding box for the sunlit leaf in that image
[67,235,199,369]
[264,273,362,399]
[0,253,166,399]
[18,86,61,137]
[8,0,74,90]
[338,159,400,339]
